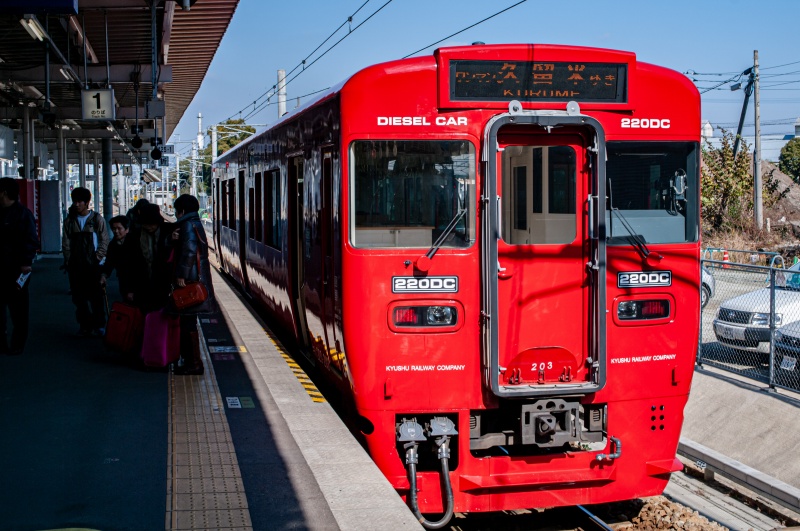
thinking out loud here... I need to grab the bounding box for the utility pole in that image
[753,50,763,230]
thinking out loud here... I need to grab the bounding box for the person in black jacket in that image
[100,215,142,302]
[128,204,173,313]
[171,194,216,375]
[126,198,150,232]
[0,178,40,355]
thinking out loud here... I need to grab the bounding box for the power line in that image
[402,0,528,59]
[242,87,331,122]
[222,1,392,124]
[238,1,531,123]
[699,73,744,94]
[253,0,395,116]
[760,59,800,70]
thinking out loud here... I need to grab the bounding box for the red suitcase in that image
[140,309,181,367]
[104,302,144,354]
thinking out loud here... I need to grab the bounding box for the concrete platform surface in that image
[682,367,800,490]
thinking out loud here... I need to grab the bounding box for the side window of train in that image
[248,181,256,239]
[220,178,228,228]
[227,179,236,229]
[254,172,263,242]
[263,169,281,249]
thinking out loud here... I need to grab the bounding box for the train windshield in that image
[350,140,476,249]
[606,142,700,244]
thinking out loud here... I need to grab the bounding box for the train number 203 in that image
[621,118,670,129]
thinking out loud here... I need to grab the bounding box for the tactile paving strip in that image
[166,326,253,530]
[265,329,327,403]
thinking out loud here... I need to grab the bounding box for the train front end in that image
[339,44,701,521]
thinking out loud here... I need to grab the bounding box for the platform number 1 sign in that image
[81,88,116,120]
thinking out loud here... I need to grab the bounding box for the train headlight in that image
[752,312,781,326]
[618,301,638,319]
[427,306,456,326]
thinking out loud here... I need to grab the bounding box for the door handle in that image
[498,261,513,280]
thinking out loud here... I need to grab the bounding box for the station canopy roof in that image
[0,0,239,165]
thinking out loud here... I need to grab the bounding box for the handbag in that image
[170,224,209,310]
[171,281,209,310]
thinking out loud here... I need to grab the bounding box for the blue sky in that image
[169,0,800,161]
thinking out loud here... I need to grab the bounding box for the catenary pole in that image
[211,125,217,162]
[753,50,762,230]
[191,140,197,198]
[278,69,286,118]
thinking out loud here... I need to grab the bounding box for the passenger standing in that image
[171,194,216,375]
[126,198,150,232]
[132,204,172,312]
[0,178,40,355]
[62,187,110,337]
[100,215,141,303]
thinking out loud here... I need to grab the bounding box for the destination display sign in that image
[450,60,627,103]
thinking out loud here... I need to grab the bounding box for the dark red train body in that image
[212,44,701,521]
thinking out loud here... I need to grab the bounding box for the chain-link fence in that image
[700,259,800,394]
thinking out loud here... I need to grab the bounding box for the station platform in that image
[0,255,421,531]
[682,365,800,491]
[4,255,800,531]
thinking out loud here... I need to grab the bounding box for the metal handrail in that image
[703,248,784,267]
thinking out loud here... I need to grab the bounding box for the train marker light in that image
[394,308,418,325]
[617,300,669,320]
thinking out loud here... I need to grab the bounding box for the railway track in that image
[447,466,800,531]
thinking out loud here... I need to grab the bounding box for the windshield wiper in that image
[609,207,663,263]
[415,207,467,271]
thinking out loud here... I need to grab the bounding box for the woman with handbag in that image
[171,194,216,375]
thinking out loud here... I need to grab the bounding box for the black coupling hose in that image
[405,438,455,530]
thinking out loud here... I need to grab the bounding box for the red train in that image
[212,43,701,527]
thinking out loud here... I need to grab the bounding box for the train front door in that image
[482,114,607,398]
[288,155,311,352]
[237,169,249,290]
[320,150,341,373]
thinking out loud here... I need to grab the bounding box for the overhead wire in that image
[241,87,330,122]
[402,0,528,59]
[243,0,395,121]
[240,0,530,122]
[223,0,392,125]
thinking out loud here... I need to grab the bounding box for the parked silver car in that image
[713,262,800,354]
[701,265,715,309]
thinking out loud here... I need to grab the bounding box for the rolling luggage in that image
[140,309,181,368]
[104,302,144,354]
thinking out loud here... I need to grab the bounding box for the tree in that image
[779,137,800,183]
[702,129,789,235]
[702,129,754,233]
[211,118,256,157]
